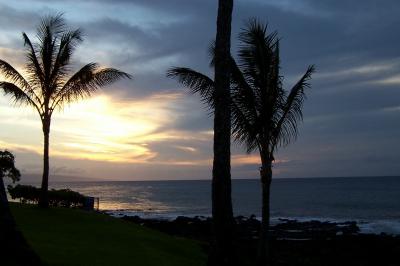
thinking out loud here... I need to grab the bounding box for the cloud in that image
[0,4,39,31]
[1,92,182,163]
[1,0,400,180]
[375,75,400,86]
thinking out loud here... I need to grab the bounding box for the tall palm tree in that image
[0,14,131,208]
[168,20,314,266]
[210,0,235,265]
[231,20,314,265]
[0,150,41,265]
[169,1,235,264]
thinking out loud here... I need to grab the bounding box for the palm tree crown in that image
[0,14,131,118]
[230,20,314,158]
[168,19,314,157]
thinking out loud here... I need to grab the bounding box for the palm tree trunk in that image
[0,177,42,265]
[209,1,235,266]
[39,117,50,208]
[258,158,273,266]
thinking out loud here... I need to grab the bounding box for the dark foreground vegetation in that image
[10,203,206,266]
[8,185,87,208]
[0,151,42,265]
[121,215,400,266]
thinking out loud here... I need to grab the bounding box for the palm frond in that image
[50,29,83,91]
[38,14,66,92]
[90,68,132,87]
[230,55,260,130]
[0,59,42,106]
[208,41,216,67]
[273,65,315,148]
[0,82,41,113]
[22,32,44,89]
[54,29,83,70]
[238,19,280,128]
[267,40,285,131]
[238,19,278,93]
[51,63,131,110]
[231,101,259,153]
[37,13,65,43]
[0,59,31,90]
[167,67,215,108]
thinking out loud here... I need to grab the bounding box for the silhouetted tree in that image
[0,150,41,265]
[230,20,314,265]
[168,1,235,265]
[168,20,314,266]
[211,1,235,265]
[0,14,131,208]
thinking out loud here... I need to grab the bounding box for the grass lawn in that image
[10,203,207,266]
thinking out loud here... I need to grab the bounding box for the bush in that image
[8,184,86,208]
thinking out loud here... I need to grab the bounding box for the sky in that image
[0,0,400,181]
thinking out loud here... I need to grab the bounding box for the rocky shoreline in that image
[121,215,362,241]
[119,215,400,266]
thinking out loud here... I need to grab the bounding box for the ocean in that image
[46,176,400,234]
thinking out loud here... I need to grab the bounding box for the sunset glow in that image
[1,92,191,164]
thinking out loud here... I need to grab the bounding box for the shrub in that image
[8,184,86,208]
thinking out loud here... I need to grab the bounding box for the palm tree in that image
[210,0,235,265]
[0,14,131,208]
[0,150,42,265]
[231,20,314,265]
[169,1,235,264]
[168,20,314,265]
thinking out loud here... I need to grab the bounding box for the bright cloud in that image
[1,92,185,163]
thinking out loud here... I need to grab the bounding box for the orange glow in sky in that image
[0,92,187,163]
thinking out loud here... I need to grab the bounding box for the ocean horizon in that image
[18,174,400,183]
[17,175,400,235]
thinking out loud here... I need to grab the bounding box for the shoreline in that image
[119,214,362,240]
[105,210,400,236]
